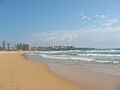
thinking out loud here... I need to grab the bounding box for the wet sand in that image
[49,63,120,90]
[26,53,120,90]
[0,52,82,90]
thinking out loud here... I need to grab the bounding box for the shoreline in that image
[26,52,120,90]
[0,51,83,90]
[49,63,120,90]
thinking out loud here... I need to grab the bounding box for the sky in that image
[0,0,120,48]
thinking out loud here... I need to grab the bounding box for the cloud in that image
[87,18,91,20]
[94,15,100,17]
[80,11,84,16]
[29,13,120,48]
[76,11,84,16]
[32,31,79,43]
[31,24,120,47]
[102,17,118,27]
[92,14,120,29]
[81,16,87,19]
[94,14,109,20]
[81,16,91,21]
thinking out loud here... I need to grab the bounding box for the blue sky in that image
[0,0,120,48]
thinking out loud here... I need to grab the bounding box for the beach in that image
[26,51,120,90]
[49,63,120,90]
[1,51,120,90]
[0,52,82,90]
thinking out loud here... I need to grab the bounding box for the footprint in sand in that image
[10,78,20,90]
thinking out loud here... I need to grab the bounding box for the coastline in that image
[49,63,120,90]
[0,51,82,90]
[26,52,120,90]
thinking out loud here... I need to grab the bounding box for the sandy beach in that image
[49,63,120,90]
[26,52,120,90]
[0,52,82,90]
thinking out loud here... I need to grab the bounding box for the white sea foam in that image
[77,53,120,57]
[29,53,36,55]
[86,54,120,57]
[37,50,120,64]
[39,54,70,60]
[39,54,95,62]
[39,54,119,64]
[86,50,120,53]
[94,60,120,64]
[94,60,112,63]
[113,61,120,64]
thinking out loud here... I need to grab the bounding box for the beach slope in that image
[0,52,82,90]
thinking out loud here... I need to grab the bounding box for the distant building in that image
[28,43,31,51]
[34,45,76,51]
[10,47,17,51]
[31,46,37,51]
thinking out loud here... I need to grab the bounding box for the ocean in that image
[34,49,120,64]
[26,49,120,77]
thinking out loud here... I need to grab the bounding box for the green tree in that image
[0,46,2,51]
[2,41,5,51]
[7,43,10,50]
[15,43,29,51]
[22,44,29,51]
[15,43,22,50]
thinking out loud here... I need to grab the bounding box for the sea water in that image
[37,49,120,64]
[26,49,120,76]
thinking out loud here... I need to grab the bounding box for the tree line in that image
[0,41,30,51]
[0,41,10,51]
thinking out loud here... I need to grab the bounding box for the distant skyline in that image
[0,0,120,48]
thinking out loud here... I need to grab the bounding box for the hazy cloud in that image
[76,11,84,16]
[94,14,109,20]
[81,16,87,19]
[30,13,120,47]
[103,17,118,27]
[31,26,120,47]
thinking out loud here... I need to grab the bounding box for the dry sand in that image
[0,52,83,90]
